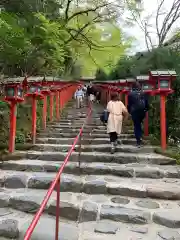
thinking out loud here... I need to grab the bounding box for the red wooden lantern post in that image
[59,89,62,114]
[41,78,51,130]
[4,82,24,153]
[61,87,65,109]
[50,87,59,121]
[137,75,154,137]
[25,82,43,144]
[49,92,54,122]
[149,70,176,150]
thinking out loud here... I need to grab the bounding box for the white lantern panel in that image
[160,80,169,88]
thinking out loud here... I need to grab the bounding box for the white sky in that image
[123,0,180,54]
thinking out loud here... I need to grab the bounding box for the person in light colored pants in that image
[74,87,84,108]
[76,95,83,108]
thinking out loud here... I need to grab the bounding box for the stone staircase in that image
[0,101,180,239]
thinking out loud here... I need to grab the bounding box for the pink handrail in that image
[24,106,92,240]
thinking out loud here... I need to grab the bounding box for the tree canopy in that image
[0,0,139,78]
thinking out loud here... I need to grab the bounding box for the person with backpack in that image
[106,93,128,154]
[127,81,149,147]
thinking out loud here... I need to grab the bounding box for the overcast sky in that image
[123,0,180,54]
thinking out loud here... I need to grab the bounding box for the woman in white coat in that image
[107,93,128,153]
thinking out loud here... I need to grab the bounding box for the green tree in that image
[95,68,107,80]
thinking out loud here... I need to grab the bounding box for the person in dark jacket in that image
[127,81,149,147]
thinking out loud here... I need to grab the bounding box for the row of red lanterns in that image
[2,77,67,103]
[102,70,176,96]
[97,70,177,151]
[0,76,79,153]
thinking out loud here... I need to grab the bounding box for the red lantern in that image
[136,75,155,95]
[4,83,24,103]
[149,70,176,96]
[149,70,176,150]
[4,81,24,153]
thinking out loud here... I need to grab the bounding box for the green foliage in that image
[95,68,108,80]
[0,0,136,77]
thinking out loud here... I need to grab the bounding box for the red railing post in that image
[32,96,37,144]
[59,90,61,115]
[160,94,167,150]
[9,101,17,153]
[62,89,64,108]
[55,178,60,240]
[42,95,47,130]
[56,91,59,120]
[50,94,54,122]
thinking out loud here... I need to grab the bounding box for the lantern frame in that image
[4,83,24,103]
[149,70,176,95]
[25,82,44,99]
[136,75,155,95]
[41,85,51,96]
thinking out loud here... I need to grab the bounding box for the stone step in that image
[1,188,180,229]
[32,143,154,153]
[1,170,180,200]
[0,207,80,240]
[53,120,133,127]
[47,124,133,130]
[47,124,108,129]
[62,116,101,120]
[2,160,180,179]
[42,128,134,134]
[21,150,175,165]
[38,132,135,139]
[36,137,137,145]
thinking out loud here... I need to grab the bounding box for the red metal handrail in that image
[24,106,92,240]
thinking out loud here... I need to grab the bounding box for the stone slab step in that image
[47,124,108,129]
[52,120,133,126]
[38,132,135,138]
[46,124,133,130]
[0,198,179,238]
[42,128,134,134]
[1,170,180,200]
[21,150,175,165]
[0,207,80,240]
[36,137,137,145]
[1,160,180,179]
[61,116,101,120]
[33,143,154,153]
[1,188,180,228]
